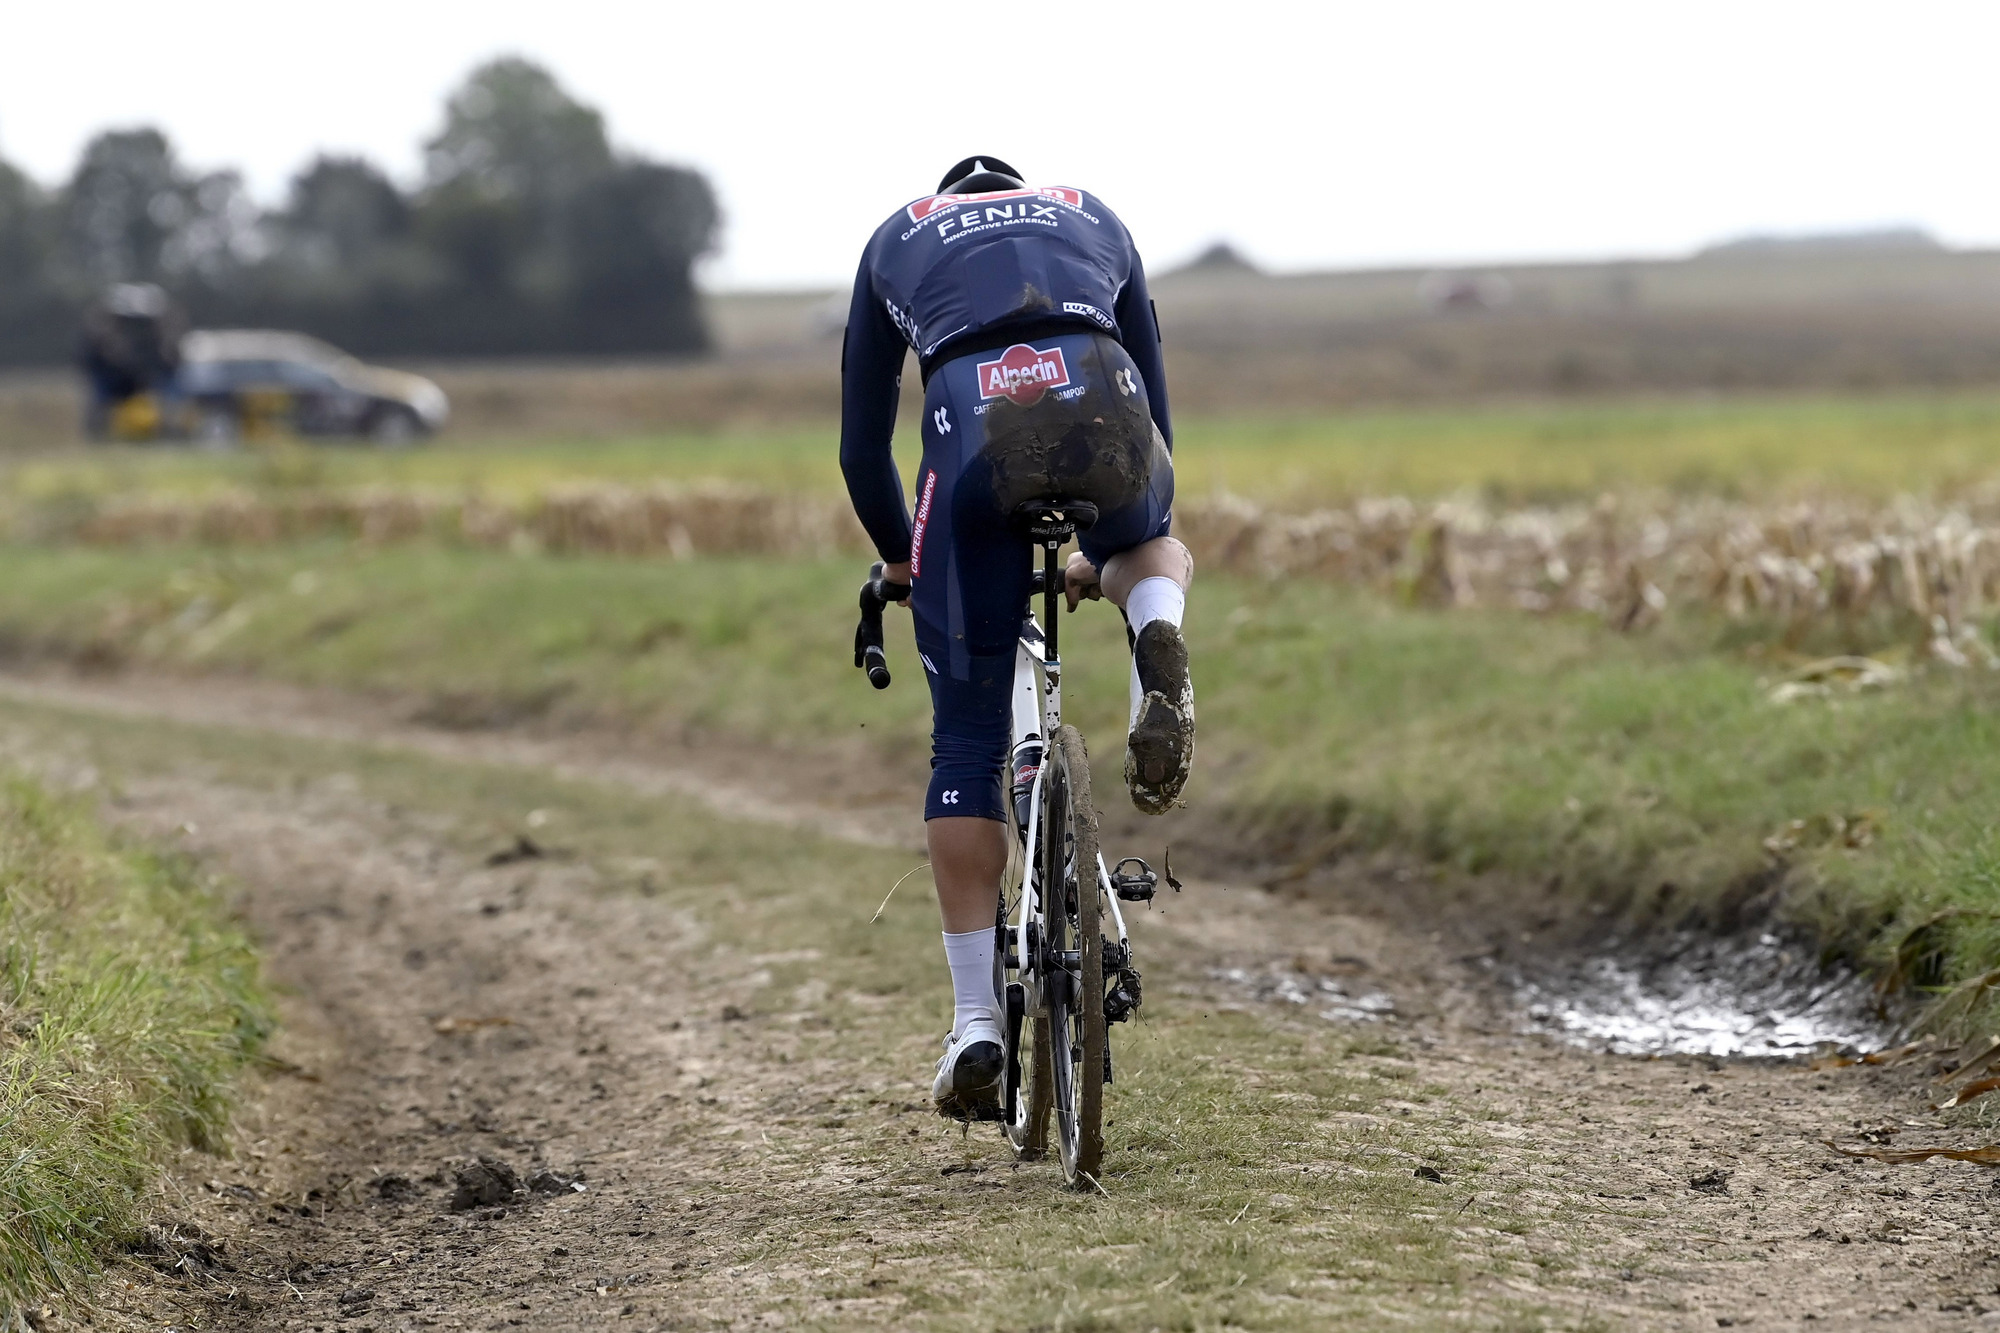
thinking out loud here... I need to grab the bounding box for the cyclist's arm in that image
[839,257,913,565]
[1116,252,1172,450]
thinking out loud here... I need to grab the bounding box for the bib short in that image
[910,328,1174,823]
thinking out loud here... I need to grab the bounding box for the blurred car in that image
[177,330,449,443]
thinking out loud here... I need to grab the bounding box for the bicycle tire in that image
[1003,849,1053,1161]
[1046,725,1105,1187]
[1004,795,1053,1161]
[1013,1011,1054,1160]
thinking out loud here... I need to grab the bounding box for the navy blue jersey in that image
[839,184,1170,564]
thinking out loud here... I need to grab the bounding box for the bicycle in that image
[856,498,1163,1190]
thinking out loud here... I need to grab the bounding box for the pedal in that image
[1103,965,1142,1024]
[1109,857,1158,902]
[1103,1046,1114,1087]
[939,1096,1007,1124]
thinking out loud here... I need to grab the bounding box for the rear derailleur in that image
[1102,938,1142,1025]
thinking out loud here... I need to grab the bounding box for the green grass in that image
[0,430,850,508]
[1178,392,2000,504]
[1,541,1996,1020]
[0,774,269,1305]
[11,390,2000,515]
[0,691,1630,1329]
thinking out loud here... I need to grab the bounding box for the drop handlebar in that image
[854,561,913,690]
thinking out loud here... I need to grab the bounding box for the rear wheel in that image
[1006,1003,1054,1161]
[1042,725,1104,1188]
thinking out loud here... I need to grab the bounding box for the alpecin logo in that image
[976,344,1070,407]
[907,186,1083,224]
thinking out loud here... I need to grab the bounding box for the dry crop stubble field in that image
[15,353,2000,1321]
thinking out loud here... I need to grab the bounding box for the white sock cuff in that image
[1125,576,1186,634]
[942,928,1001,1036]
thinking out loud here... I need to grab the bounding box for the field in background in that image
[10,392,2000,511]
[8,241,2000,450]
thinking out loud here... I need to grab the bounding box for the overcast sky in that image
[2,0,1993,290]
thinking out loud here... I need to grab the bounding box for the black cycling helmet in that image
[937,156,1025,195]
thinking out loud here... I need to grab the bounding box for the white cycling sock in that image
[942,928,1001,1038]
[1125,577,1187,722]
[1124,576,1185,635]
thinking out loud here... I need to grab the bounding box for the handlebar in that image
[854,561,912,690]
[1029,568,1102,603]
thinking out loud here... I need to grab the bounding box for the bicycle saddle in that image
[1009,499,1100,541]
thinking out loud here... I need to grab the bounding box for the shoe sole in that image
[1127,622,1194,815]
[1133,619,1190,701]
[1126,694,1187,813]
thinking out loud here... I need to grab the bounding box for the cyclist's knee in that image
[1101,536,1193,606]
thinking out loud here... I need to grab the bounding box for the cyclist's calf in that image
[928,816,1009,934]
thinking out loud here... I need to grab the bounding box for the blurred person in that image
[839,157,1193,1120]
[78,283,186,439]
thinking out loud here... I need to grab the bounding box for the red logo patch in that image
[910,469,938,577]
[906,186,1083,223]
[976,345,1070,407]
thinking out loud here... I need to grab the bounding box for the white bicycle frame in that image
[1008,610,1131,1016]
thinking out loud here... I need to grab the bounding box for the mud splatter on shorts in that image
[912,329,1174,822]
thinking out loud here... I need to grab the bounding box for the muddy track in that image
[3,669,1998,1330]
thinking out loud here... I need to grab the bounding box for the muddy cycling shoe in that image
[932,1016,1006,1122]
[1126,620,1195,816]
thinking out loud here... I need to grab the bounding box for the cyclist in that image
[78,283,186,440]
[839,157,1194,1119]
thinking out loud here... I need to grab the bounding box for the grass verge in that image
[0,773,269,1306]
[0,542,1996,1025]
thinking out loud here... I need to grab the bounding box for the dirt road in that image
[2,670,1996,1331]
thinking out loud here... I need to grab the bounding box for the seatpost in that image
[1042,538,1062,662]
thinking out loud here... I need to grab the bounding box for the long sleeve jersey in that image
[838,184,1171,564]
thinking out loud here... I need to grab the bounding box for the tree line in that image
[0,58,720,366]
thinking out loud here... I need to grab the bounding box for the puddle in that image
[1213,967,1397,1023]
[1506,932,1894,1058]
[1215,931,1896,1059]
